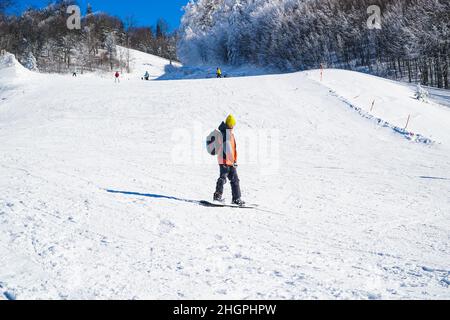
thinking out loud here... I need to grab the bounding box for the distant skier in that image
[216,67,222,78]
[72,71,77,77]
[144,71,150,81]
[115,71,120,83]
[211,115,245,206]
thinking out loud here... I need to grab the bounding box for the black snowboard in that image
[199,200,256,209]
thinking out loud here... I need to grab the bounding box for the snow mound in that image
[0,52,31,82]
[157,64,276,80]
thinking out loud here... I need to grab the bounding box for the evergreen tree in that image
[86,3,93,15]
[24,50,38,71]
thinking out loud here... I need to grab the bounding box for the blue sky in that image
[9,0,188,30]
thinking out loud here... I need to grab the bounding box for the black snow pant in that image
[215,165,241,201]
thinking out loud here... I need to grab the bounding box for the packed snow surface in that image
[0,52,449,299]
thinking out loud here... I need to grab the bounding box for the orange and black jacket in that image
[217,122,237,166]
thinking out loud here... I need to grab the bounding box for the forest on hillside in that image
[0,0,178,73]
[178,0,449,88]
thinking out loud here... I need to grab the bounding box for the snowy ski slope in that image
[0,51,449,299]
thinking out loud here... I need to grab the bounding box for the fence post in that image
[404,114,411,130]
[370,100,375,112]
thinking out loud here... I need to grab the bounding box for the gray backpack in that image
[206,129,222,156]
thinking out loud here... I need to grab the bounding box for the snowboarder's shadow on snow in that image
[106,189,200,205]
[106,189,279,213]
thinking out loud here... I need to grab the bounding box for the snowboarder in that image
[144,71,150,81]
[212,114,245,206]
[216,67,222,78]
[115,71,120,83]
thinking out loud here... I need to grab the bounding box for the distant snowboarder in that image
[144,71,150,81]
[208,115,245,206]
[115,71,120,83]
[216,67,222,78]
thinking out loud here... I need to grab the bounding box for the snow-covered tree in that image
[23,51,38,71]
[415,84,429,102]
[104,31,117,71]
[86,3,93,15]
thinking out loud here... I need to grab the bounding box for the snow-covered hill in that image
[117,46,181,80]
[306,69,450,145]
[0,52,449,300]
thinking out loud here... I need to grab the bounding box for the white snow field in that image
[0,51,449,300]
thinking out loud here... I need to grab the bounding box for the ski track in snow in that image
[0,54,449,299]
